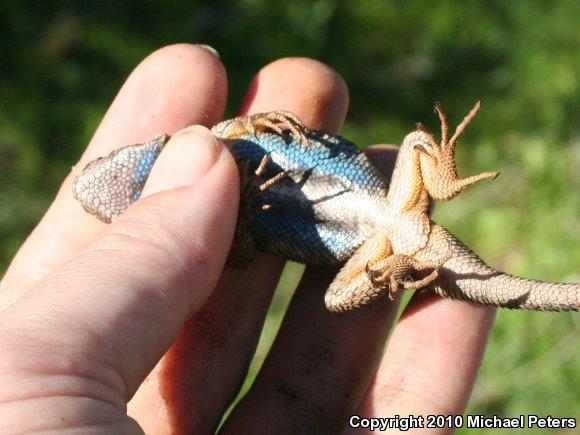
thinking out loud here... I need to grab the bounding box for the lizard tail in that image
[421,225,579,311]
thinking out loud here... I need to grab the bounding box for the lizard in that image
[72,102,580,312]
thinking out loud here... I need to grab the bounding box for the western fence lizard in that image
[73,103,579,312]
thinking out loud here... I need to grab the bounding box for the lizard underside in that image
[73,106,579,312]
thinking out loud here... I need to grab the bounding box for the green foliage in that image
[1,0,578,427]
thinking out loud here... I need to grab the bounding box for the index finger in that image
[0,44,228,310]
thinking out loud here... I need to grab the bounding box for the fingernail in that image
[197,44,220,59]
[141,125,223,197]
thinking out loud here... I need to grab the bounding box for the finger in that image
[344,295,495,433]
[0,43,227,310]
[0,128,239,432]
[220,145,401,434]
[128,58,349,434]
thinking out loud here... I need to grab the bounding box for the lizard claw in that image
[251,110,310,147]
[211,110,310,147]
[239,153,288,221]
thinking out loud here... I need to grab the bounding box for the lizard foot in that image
[227,154,288,268]
[365,254,444,300]
[240,153,288,219]
[415,101,499,201]
[211,110,310,147]
[324,235,448,312]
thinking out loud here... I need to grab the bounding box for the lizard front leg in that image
[227,153,288,268]
[324,234,448,312]
[211,110,310,147]
[324,235,391,312]
[414,101,499,201]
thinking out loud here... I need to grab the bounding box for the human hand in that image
[0,44,495,434]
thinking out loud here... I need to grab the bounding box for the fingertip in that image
[140,44,226,104]
[364,145,399,179]
[85,43,228,163]
[140,126,226,198]
[126,42,228,127]
[194,44,221,59]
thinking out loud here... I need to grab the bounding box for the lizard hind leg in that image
[324,234,444,311]
[416,101,499,201]
[325,235,395,312]
[366,254,445,301]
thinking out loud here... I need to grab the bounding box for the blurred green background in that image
[1,0,578,431]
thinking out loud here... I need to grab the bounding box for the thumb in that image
[0,126,239,432]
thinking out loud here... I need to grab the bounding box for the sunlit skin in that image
[0,44,494,434]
